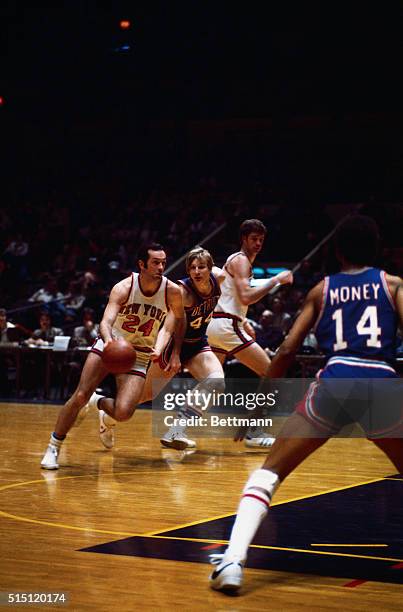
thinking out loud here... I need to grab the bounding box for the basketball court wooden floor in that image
[0,402,402,611]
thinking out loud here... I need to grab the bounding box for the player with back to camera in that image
[209,215,403,592]
[206,219,293,447]
[41,243,185,470]
[139,246,226,449]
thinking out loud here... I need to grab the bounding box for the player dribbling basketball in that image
[41,242,185,470]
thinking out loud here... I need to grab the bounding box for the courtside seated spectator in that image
[0,308,17,343]
[72,308,99,347]
[26,312,63,346]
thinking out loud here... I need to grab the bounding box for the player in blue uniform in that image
[140,246,226,449]
[209,215,403,592]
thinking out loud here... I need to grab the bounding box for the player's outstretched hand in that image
[275,270,293,286]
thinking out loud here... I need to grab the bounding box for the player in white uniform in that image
[207,219,293,446]
[41,243,184,470]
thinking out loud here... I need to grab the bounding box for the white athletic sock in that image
[50,432,64,448]
[226,469,279,562]
[167,423,186,437]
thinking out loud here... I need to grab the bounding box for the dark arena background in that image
[0,3,402,610]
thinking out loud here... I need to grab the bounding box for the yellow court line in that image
[0,471,248,538]
[143,512,234,536]
[0,509,140,537]
[0,469,251,493]
[146,475,390,536]
[272,475,393,507]
[2,503,400,564]
[0,472,399,543]
[142,534,403,564]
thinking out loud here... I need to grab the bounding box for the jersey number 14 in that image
[332,305,381,350]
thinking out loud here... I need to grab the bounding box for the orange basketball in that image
[102,338,136,374]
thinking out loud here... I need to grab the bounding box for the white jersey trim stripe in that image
[327,356,395,373]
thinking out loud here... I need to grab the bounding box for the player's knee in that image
[75,388,91,407]
[113,400,136,422]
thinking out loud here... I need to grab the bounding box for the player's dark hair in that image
[185,246,214,272]
[137,242,166,269]
[335,215,380,266]
[239,219,267,240]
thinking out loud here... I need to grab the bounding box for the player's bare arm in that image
[179,282,194,309]
[167,282,185,370]
[151,282,185,372]
[230,255,293,306]
[212,265,226,286]
[99,277,132,345]
[268,281,323,378]
[385,274,403,328]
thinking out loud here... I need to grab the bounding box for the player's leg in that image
[368,373,403,472]
[140,359,175,404]
[212,349,226,366]
[232,341,270,378]
[210,317,275,446]
[186,350,225,418]
[41,352,108,470]
[187,349,225,382]
[161,350,225,450]
[210,412,329,591]
[371,438,403,472]
[96,372,146,449]
[230,342,278,447]
[89,349,151,448]
[100,372,145,420]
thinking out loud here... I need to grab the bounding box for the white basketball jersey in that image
[215,252,252,320]
[113,273,168,352]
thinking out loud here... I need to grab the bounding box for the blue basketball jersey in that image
[179,274,221,341]
[315,268,397,362]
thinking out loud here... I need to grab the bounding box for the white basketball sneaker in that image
[74,391,104,427]
[209,553,244,592]
[99,409,115,449]
[245,431,276,448]
[160,429,197,451]
[41,443,60,470]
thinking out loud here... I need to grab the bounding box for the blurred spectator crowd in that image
[0,177,402,397]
